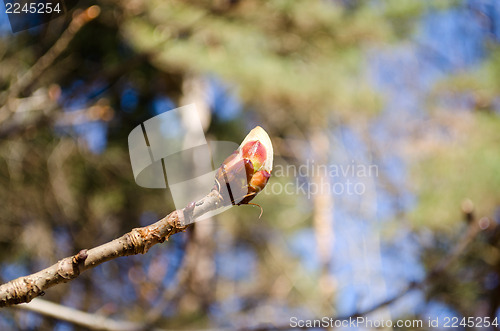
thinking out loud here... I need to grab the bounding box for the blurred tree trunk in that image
[310,129,336,316]
[178,75,217,313]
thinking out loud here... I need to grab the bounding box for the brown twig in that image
[17,298,147,331]
[2,6,100,105]
[240,212,486,331]
[338,215,484,320]
[0,190,223,308]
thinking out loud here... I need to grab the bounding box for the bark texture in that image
[0,190,223,307]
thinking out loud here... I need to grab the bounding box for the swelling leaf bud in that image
[215,126,273,206]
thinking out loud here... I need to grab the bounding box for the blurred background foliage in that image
[1,0,500,330]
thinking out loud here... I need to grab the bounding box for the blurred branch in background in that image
[259,202,494,331]
[17,298,145,331]
[0,5,100,148]
[0,6,100,117]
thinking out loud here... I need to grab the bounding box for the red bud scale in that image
[214,126,273,206]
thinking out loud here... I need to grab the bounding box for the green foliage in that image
[411,43,500,231]
[410,112,500,230]
[433,46,500,112]
[123,0,392,123]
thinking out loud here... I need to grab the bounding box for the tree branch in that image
[0,190,223,308]
[17,298,147,331]
[1,6,100,107]
[252,212,487,331]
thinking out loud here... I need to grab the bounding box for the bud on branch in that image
[215,126,273,207]
[0,126,273,307]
